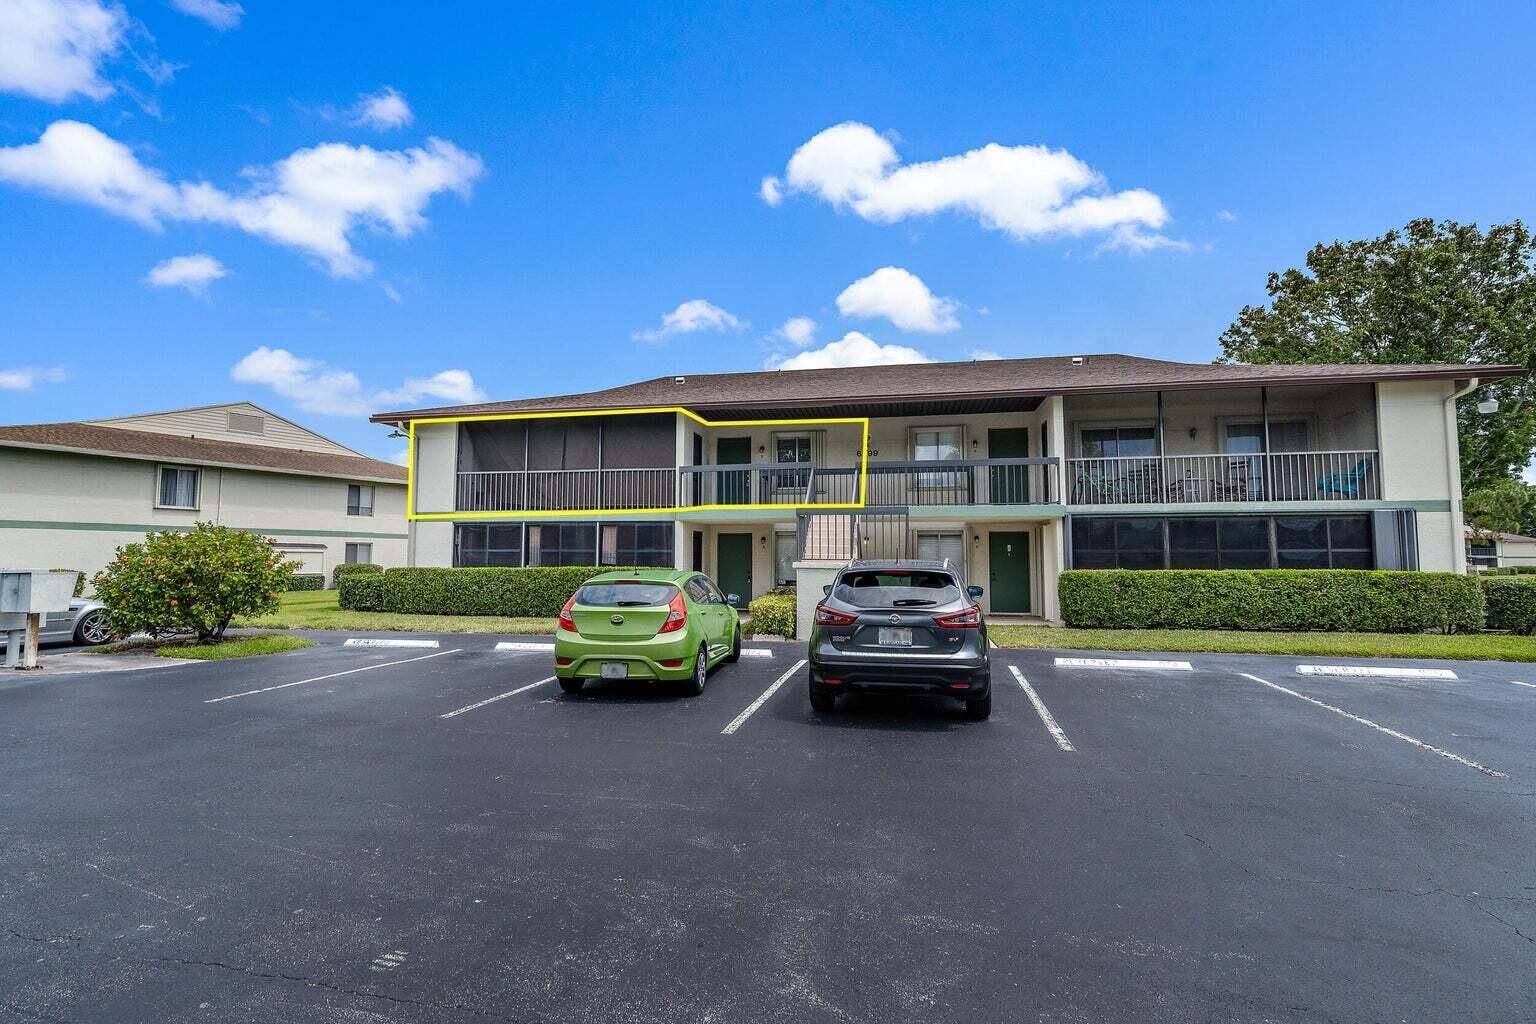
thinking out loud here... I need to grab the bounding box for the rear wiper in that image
[891,599,937,606]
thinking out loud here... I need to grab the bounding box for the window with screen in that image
[527,523,597,566]
[599,523,673,566]
[455,524,523,567]
[344,542,373,564]
[347,484,374,516]
[1075,514,1374,570]
[1071,517,1163,569]
[1467,541,1497,568]
[157,466,199,509]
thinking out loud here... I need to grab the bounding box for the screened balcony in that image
[1064,383,1381,506]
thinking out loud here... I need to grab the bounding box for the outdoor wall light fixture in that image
[1188,427,1198,440]
[758,444,766,455]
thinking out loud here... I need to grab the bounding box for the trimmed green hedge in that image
[287,573,326,592]
[748,589,797,638]
[1059,569,1484,633]
[339,566,644,617]
[332,561,383,588]
[1482,577,1536,634]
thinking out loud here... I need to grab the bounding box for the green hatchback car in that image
[554,569,742,696]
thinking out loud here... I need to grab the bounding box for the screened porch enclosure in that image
[1064,384,1381,505]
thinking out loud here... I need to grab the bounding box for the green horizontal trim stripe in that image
[0,519,409,540]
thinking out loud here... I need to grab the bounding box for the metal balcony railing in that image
[810,458,1059,506]
[455,468,677,512]
[1066,450,1380,505]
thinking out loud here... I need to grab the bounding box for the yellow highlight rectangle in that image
[406,406,870,520]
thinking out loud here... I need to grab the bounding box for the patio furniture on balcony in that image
[1318,457,1373,498]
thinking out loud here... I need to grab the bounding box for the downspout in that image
[1445,377,1479,573]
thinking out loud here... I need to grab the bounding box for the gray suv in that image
[808,559,991,720]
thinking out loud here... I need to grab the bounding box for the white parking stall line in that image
[1055,657,1192,671]
[740,648,774,657]
[343,638,440,649]
[721,659,807,736]
[1237,673,1505,779]
[1510,681,1536,689]
[205,650,461,704]
[439,676,556,719]
[1296,664,1458,680]
[1008,665,1074,751]
[494,641,555,653]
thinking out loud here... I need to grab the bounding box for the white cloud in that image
[0,0,127,102]
[231,346,485,416]
[0,365,66,390]
[836,266,960,333]
[352,86,413,130]
[633,299,747,343]
[389,445,410,466]
[1216,209,1237,222]
[145,252,227,294]
[1096,223,1191,255]
[0,120,484,277]
[774,315,816,347]
[763,121,1179,249]
[769,331,932,371]
[381,282,402,304]
[759,175,782,206]
[168,0,242,30]
[969,349,1002,360]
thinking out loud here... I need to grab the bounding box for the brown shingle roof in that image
[371,352,1521,422]
[0,422,406,482]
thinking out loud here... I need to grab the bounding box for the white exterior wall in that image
[1376,379,1463,572]
[0,446,407,586]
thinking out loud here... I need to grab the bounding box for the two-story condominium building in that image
[0,402,408,583]
[373,354,1519,623]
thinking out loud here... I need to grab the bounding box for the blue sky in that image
[2,1,1533,462]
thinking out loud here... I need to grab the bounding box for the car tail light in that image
[555,656,572,666]
[815,604,857,626]
[557,594,577,633]
[822,677,843,686]
[658,658,684,668]
[657,590,688,634]
[933,604,982,628]
[949,681,971,690]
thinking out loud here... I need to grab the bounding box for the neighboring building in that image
[0,402,408,585]
[372,354,1520,623]
[1465,526,1536,570]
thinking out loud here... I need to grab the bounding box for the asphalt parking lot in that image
[2,632,1534,1023]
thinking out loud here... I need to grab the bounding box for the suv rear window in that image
[832,570,960,608]
[575,582,678,607]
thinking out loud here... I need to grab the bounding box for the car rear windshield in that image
[832,570,960,608]
[575,582,679,607]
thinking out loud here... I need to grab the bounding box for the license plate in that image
[600,662,628,679]
[877,627,913,647]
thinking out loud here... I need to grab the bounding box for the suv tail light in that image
[557,594,578,633]
[815,603,858,626]
[657,589,688,634]
[933,604,982,629]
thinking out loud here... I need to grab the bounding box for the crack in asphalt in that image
[1181,834,1536,905]
[2,929,526,1023]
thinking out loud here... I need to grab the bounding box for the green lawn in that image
[96,633,317,660]
[988,625,1536,662]
[235,589,556,634]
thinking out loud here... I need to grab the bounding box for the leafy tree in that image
[92,523,298,643]
[1219,218,1536,493]
[1463,478,1536,538]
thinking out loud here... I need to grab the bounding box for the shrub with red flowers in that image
[91,522,299,642]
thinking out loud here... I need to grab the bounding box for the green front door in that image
[716,533,753,608]
[988,427,1030,503]
[717,436,751,505]
[988,531,1031,613]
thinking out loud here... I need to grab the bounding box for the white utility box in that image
[2,569,78,670]
[1,570,77,614]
